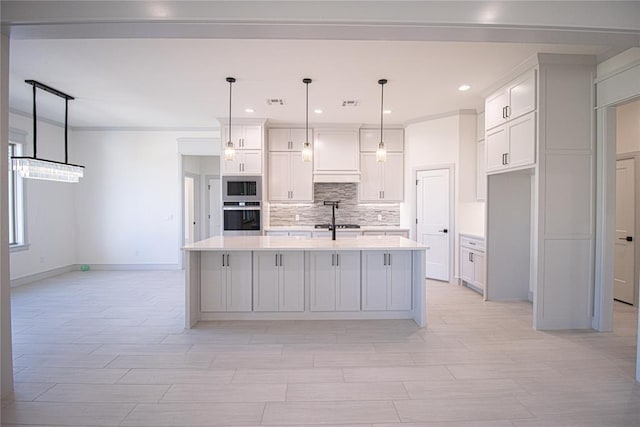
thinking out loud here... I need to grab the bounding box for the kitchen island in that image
[183,235,428,328]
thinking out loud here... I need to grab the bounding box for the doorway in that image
[206,175,221,238]
[183,173,200,245]
[614,158,636,305]
[416,167,454,281]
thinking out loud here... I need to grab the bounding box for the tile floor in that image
[1,270,639,426]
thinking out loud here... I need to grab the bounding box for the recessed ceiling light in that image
[458,84,471,91]
[314,109,323,114]
[245,108,254,113]
[383,109,392,115]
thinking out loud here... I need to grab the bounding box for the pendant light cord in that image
[306,81,309,142]
[228,79,232,135]
[380,81,383,143]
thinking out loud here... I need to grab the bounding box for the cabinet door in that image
[381,152,404,202]
[508,70,536,121]
[226,251,253,312]
[268,152,292,201]
[289,128,308,151]
[268,128,291,151]
[361,251,388,311]
[472,251,485,290]
[314,130,359,173]
[335,251,361,311]
[290,154,313,202]
[223,156,241,175]
[460,247,474,284]
[309,252,336,311]
[241,150,262,174]
[507,112,535,169]
[485,126,508,173]
[360,129,404,152]
[201,252,227,312]
[228,126,243,146]
[477,112,485,141]
[387,251,412,310]
[279,252,305,312]
[242,126,262,149]
[253,251,280,311]
[485,90,508,130]
[476,141,486,201]
[359,153,382,202]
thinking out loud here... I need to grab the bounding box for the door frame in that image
[413,164,455,282]
[616,153,640,307]
[183,172,201,247]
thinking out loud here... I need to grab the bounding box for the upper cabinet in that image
[485,69,536,131]
[476,112,486,201]
[221,123,265,175]
[313,129,360,182]
[359,128,404,202]
[269,128,308,151]
[359,128,404,152]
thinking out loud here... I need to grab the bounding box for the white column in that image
[0,32,14,399]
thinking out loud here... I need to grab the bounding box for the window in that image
[8,141,25,247]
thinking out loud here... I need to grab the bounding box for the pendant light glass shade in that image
[377,79,387,163]
[12,80,85,183]
[302,78,312,162]
[225,77,236,161]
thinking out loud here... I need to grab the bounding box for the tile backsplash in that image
[269,183,400,226]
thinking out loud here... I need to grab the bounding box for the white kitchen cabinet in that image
[362,230,410,238]
[313,129,359,181]
[253,251,304,312]
[309,251,361,311]
[486,111,535,174]
[360,128,404,152]
[362,251,412,311]
[359,152,404,202]
[269,128,308,151]
[476,140,486,200]
[224,125,262,150]
[265,230,312,238]
[223,150,262,175]
[268,151,313,202]
[485,69,536,131]
[459,236,485,294]
[201,251,252,312]
[312,231,361,239]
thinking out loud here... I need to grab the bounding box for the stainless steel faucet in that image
[323,201,340,240]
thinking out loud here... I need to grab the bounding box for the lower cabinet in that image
[362,251,412,311]
[459,236,485,293]
[253,251,304,312]
[309,251,361,311]
[201,251,252,312]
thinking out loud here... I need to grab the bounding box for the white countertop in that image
[265,226,410,232]
[183,235,427,251]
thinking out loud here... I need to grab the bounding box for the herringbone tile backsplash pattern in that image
[269,183,400,226]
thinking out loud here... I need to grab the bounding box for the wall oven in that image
[222,176,262,203]
[223,202,262,236]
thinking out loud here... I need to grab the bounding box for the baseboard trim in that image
[10,264,76,287]
[10,263,182,287]
[85,264,181,271]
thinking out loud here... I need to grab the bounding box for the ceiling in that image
[9,38,609,129]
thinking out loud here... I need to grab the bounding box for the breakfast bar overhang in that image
[183,236,428,328]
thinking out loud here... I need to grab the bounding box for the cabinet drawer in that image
[460,236,485,251]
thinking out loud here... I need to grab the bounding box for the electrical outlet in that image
[377,214,382,221]
[295,214,300,221]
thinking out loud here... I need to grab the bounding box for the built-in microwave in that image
[222,176,262,202]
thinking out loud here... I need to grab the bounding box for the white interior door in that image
[417,168,451,281]
[207,176,221,237]
[184,176,195,245]
[614,158,636,304]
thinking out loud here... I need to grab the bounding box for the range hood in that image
[313,173,360,183]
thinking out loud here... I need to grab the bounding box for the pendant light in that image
[376,79,387,163]
[11,80,85,183]
[302,78,313,162]
[224,77,236,161]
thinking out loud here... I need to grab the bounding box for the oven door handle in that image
[223,206,261,211]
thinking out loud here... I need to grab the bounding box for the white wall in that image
[73,130,213,267]
[617,99,640,154]
[9,113,77,281]
[402,111,485,280]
